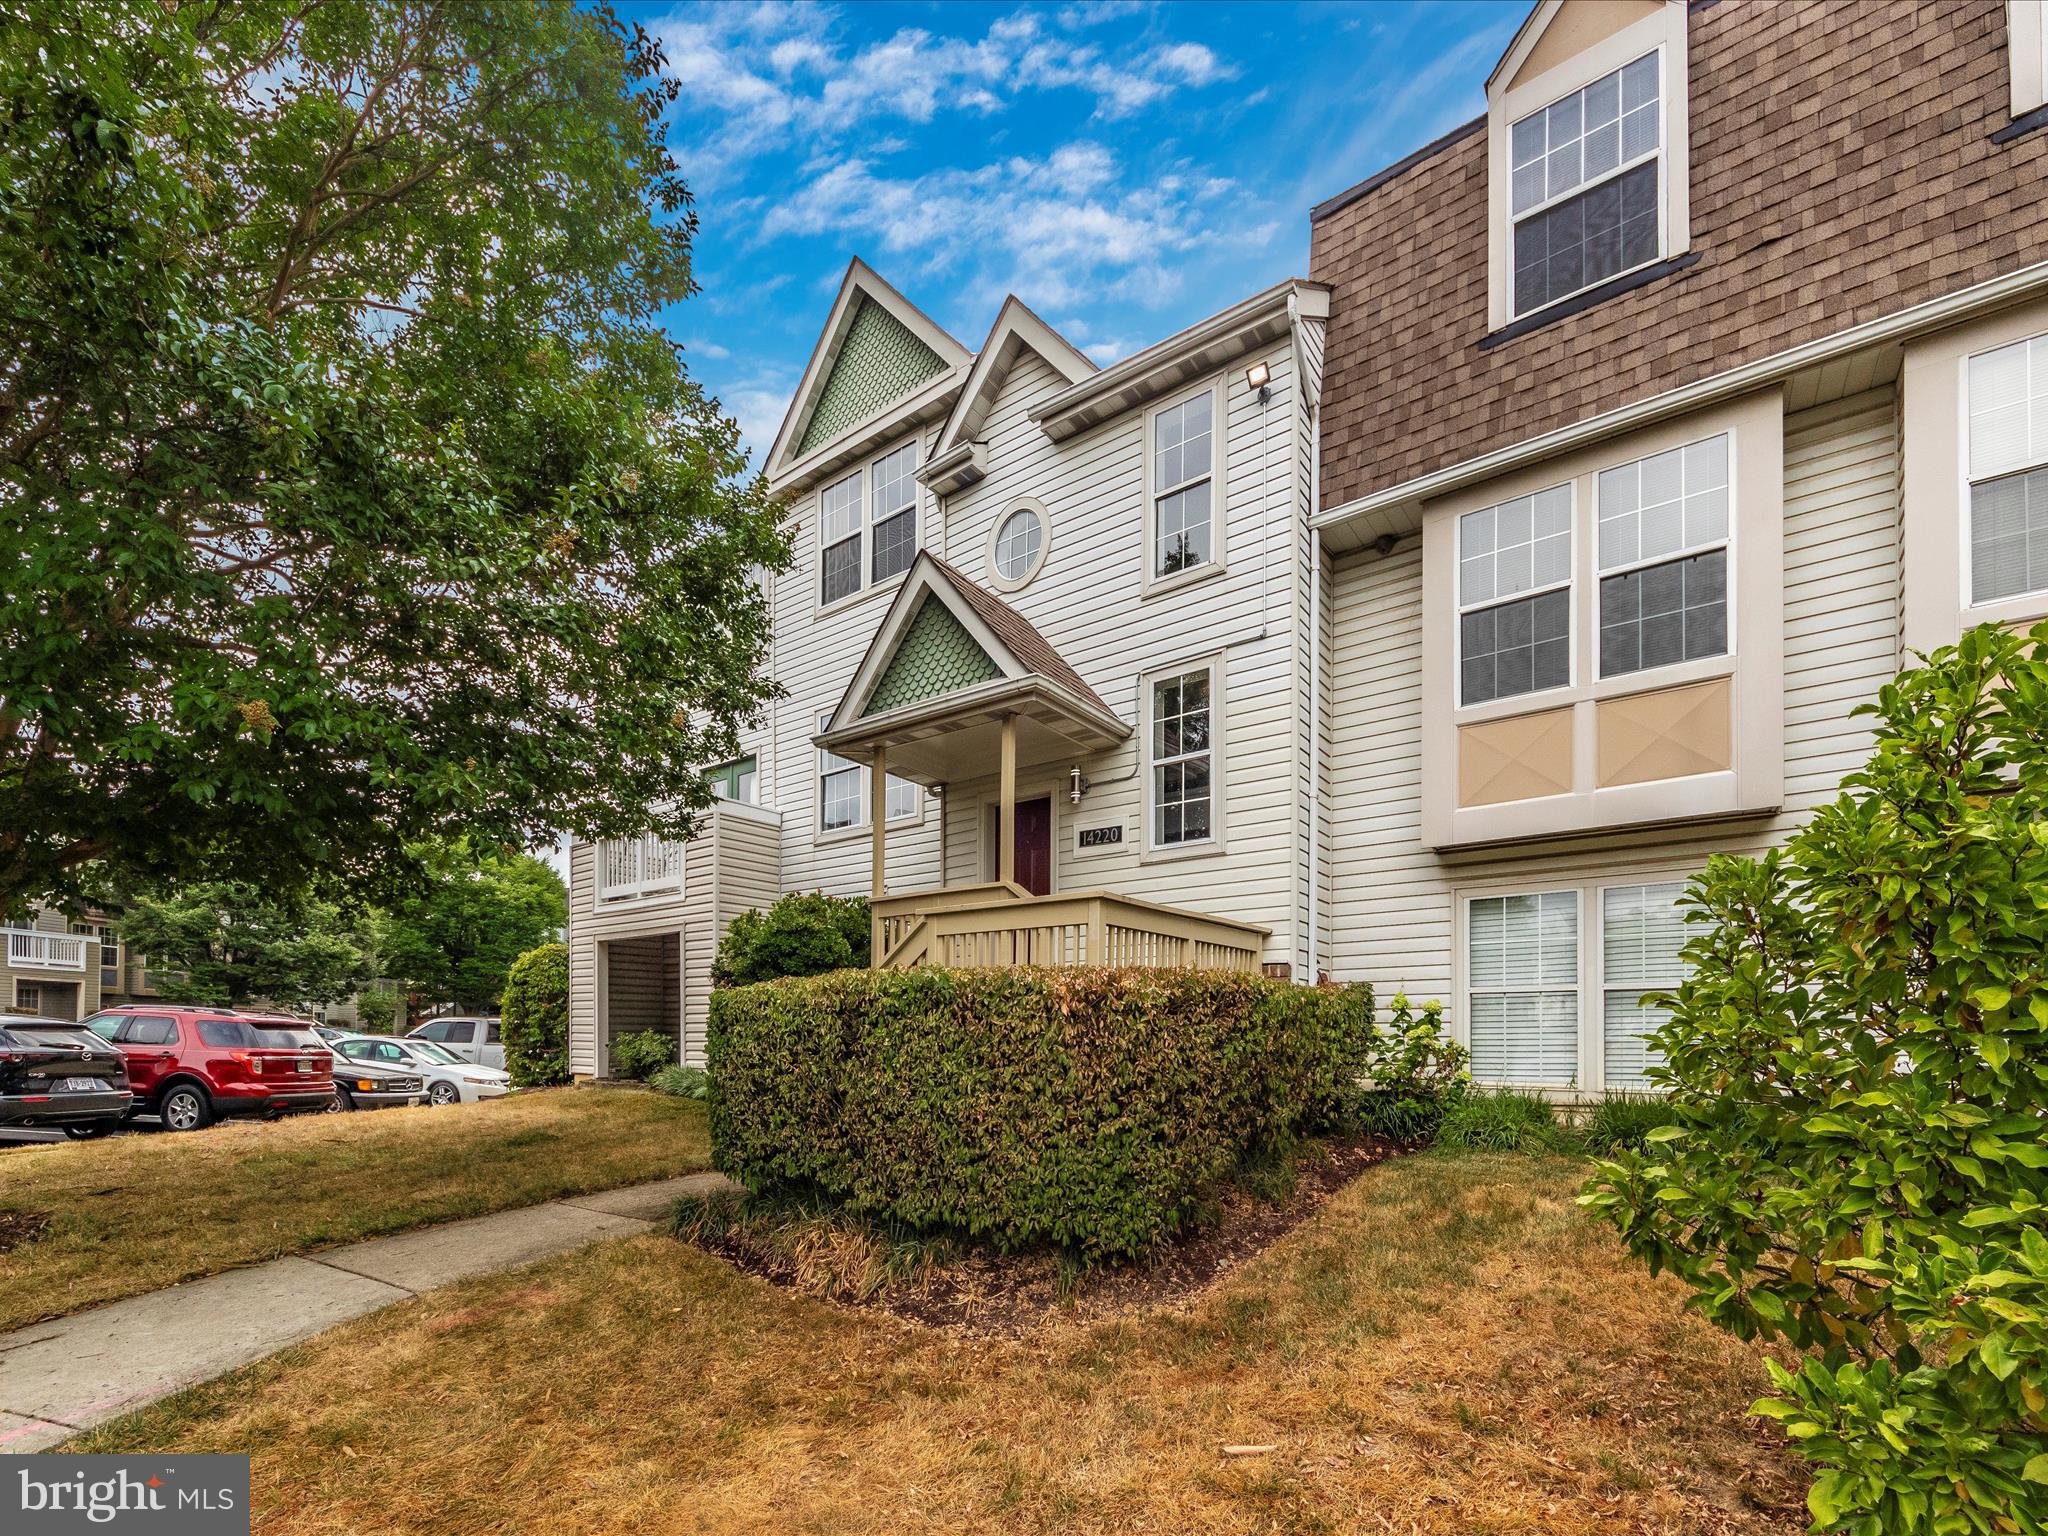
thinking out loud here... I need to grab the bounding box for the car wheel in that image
[323,1091,345,1113]
[64,1122,113,1140]
[159,1085,212,1133]
[428,1081,459,1107]
[333,1088,357,1112]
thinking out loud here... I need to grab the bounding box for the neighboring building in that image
[0,908,176,1020]
[567,0,2048,1093]
[567,262,1328,1073]
[1306,0,2048,1092]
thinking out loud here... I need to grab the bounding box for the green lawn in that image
[0,1088,709,1333]
[77,1150,1806,1535]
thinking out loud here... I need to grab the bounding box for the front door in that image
[987,797,1054,896]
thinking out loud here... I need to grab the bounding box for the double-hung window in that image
[1509,51,1661,316]
[817,712,917,832]
[1151,389,1215,579]
[1599,882,1687,1090]
[1596,434,1730,678]
[1149,666,1214,847]
[819,470,863,606]
[1458,485,1572,706]
[1466,890,1579,1085]
[869,443,919,584]
[1965,332,2048,606]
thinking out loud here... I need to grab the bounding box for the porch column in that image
[870,744,888,899]
[998,714,1017,887]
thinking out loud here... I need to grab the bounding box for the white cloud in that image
[652,3,1241,185]
[759,142,1228,315]
[684,338,732,360]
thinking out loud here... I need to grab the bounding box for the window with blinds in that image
[1600,881,1687,1089]
[1966,332,2048,605]
[1466,890,1579,1085]
[1596,433,1730,678]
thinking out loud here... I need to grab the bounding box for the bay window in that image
[1458,485,1572,706]
[1596,434,1730,677]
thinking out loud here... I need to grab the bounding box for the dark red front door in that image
[988,797,1054,896]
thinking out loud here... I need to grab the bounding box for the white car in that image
[331,1034,511,1106]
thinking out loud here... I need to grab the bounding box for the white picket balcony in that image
[5,928,88,971]
[596,834,686,903]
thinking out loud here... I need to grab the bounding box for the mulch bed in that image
[0,1210,52,1254]
[681,1134,1409,1337]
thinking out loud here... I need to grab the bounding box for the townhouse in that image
[1308,0,2048,1090]
[567,0,2048,1094]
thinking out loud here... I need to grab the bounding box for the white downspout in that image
[1300,310,1324,986]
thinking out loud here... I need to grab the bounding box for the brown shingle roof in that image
[924,556,1114,717]
[1310,0,2048,508]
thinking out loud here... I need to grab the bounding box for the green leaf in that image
[2023,1454,2048,1484]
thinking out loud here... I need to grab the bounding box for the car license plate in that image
[59,1077,102,1093]
[407,1095,421,1107]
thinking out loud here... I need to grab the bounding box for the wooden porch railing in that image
[871,887,1267,973]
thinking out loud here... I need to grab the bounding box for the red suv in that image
[83,1005,335,1132]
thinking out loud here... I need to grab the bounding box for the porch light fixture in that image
[1244,361,1270,390]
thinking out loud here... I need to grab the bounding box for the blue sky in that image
[627,0,1527,465]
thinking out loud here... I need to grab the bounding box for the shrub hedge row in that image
[707,966,1376,1259]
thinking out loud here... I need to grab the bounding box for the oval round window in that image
[993,506,1044,582]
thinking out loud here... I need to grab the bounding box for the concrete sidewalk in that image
[0,1171,734,1453]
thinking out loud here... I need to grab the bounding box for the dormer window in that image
[1510,52,1661,316]
[1485,1,1691,334]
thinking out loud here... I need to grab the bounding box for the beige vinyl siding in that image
[566,803,780,1074]
[1323,385,1902,1046]
[930,337,1307,958]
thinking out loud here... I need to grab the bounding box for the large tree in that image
[0,0,784,920]
[120,880,376,1006]
[379,839,565,1011]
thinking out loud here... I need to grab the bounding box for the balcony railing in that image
[6,929,88,971]
[872,886,1268,973]
[596,834,686,903]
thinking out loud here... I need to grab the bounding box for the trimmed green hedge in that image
[707,966,1375,1259]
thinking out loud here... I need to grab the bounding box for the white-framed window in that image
[819,469,863,607]
[1599,881,1687,1090]
[994,507,1043,581]
[816,712,918,833]
[1147,664,1216,848]
[869,442,918,584]
[2010,0,2048,117]
[1466,889,1580,1086]
[1596,433,1731,678]
[1147,385,1218,583]
[1457,484,1572,707]
[1509,49,1663,317]
[1965,331,2048,606]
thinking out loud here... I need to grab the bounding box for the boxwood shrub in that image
[707,966,1375,1260]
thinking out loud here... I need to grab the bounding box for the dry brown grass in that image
[0,1088,709,1333]
[75,1151,1807,1535]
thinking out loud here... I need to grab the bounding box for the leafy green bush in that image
[499,942,568,1087]
[1437,1089,1561,1152]
[1354,993,1468,1142]
[709,967,1377,1259]
[650,1063,710,1100]
[1581,623,2048,1536]
[712,891,870,986]
[610,1029,675,1082]
[1578,1093,1677,1156]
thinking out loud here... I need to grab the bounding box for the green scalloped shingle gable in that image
[865,598,1002,715]
[796,299,948,457]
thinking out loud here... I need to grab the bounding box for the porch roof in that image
[816,554,1129,785]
